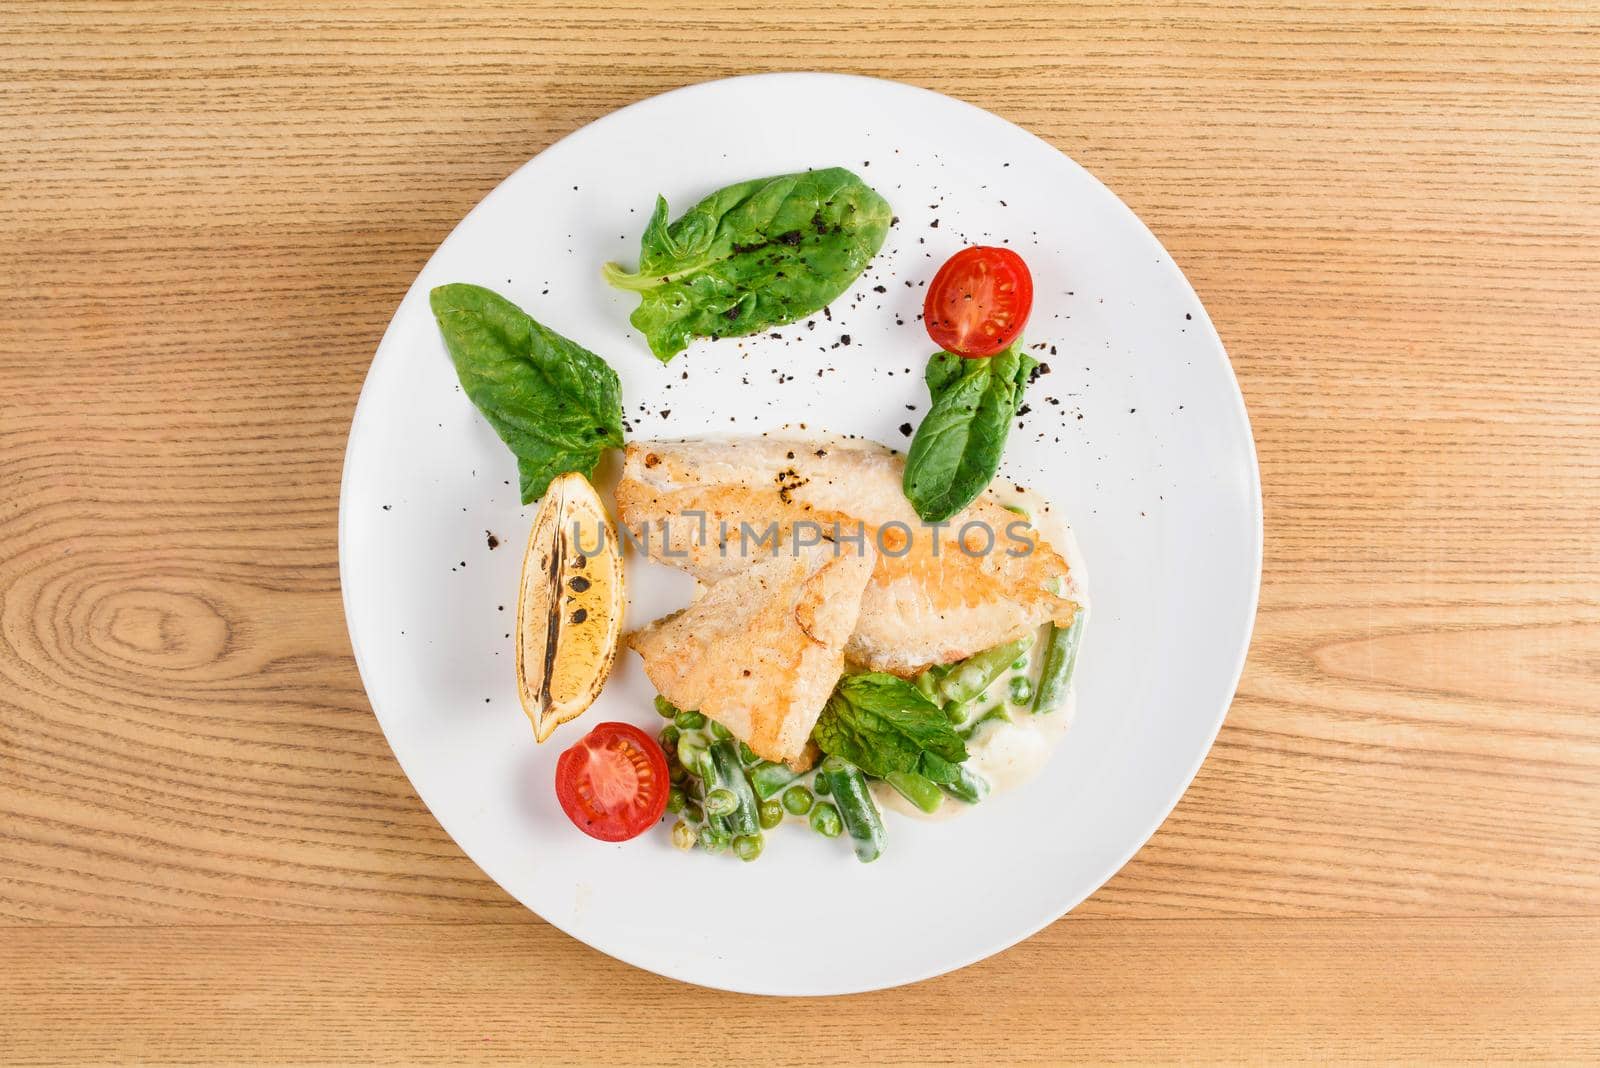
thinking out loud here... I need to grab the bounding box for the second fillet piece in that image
[626,539,876,768]
[615,436,1078,676]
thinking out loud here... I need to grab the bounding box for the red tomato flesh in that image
[554,722,669,842]
[923,246,1034,358]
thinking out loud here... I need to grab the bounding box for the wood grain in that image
[1,0,1597,1061]
[4,920,1598,1064]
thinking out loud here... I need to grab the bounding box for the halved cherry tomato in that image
[923,246,1034,358]
[554,722,669,842]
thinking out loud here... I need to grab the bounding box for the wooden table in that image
[3,2,1597,1062]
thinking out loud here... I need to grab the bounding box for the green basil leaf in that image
[428,283,624,504]
[901,344,1037,523]
[603,167,892,362]
[812,672,968,780]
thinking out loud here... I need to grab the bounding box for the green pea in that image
[951,663,986,697]
[699,826,729,853]
[708,720,731,740]
[684,802,704,824]
[670,819,697,851]
[758,798,784,829]
[704,788,737,817]
[733,834,764,862]
[739,741,760,765]
[668,761,687,784]
[813,774,831,796]
[1008,675,1034,705]
[666,786,686,814]
[657,724,680,754]
[1011,655,1029,672]
[684,776,704,802]
[674,709,707,730]
[809,802,842,837]
[782,785,814,815]
[654,695,680,720]
[676,738,706,774]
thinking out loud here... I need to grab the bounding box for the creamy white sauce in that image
[871,487,1089,821]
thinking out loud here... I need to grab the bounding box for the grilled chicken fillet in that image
[615,436,1077,676]
[626,539,875,768]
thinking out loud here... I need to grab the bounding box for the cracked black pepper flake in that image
[485,531,499,549]
[899,423,913,436]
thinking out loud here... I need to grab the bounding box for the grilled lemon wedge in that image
[515,472,625,742]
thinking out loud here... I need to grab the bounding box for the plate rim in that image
[337,70,1264,995]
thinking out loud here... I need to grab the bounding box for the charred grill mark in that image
[538,510,565,715]
[775,467,809,505]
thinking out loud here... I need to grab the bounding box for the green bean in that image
[707,739,761,837]
[654,695,681,720]
[666,786,687,814]
[674,708,707,730]
[944,697,979,729]
[704,787,736,817]
[938,636,1034,705]
[747,760,799,800]
[782,785,814,815]
[694,777,732,850]
[692,753,734,848]
[812,774,831,796]
[1032,609,1085,715]
[1007,675,1034,706]
[698,824,730,853]
[884,770,943,814]
[940,762,991,805]
[960,705,1010,740]
[739,741,760,766]
[758,798,784,829]
[809,801,842,837]
[912,668,941,703]
[707,720,732,741]
[671,819,697,850]
[733,834,764,862]
[816,756,886,862]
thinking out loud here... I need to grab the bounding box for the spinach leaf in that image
[901,344,1037,523]
[603,167,892,362]
[812,672,969,783]
[428,283,624,504]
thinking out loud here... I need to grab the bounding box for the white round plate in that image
[339,73,1261,995]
